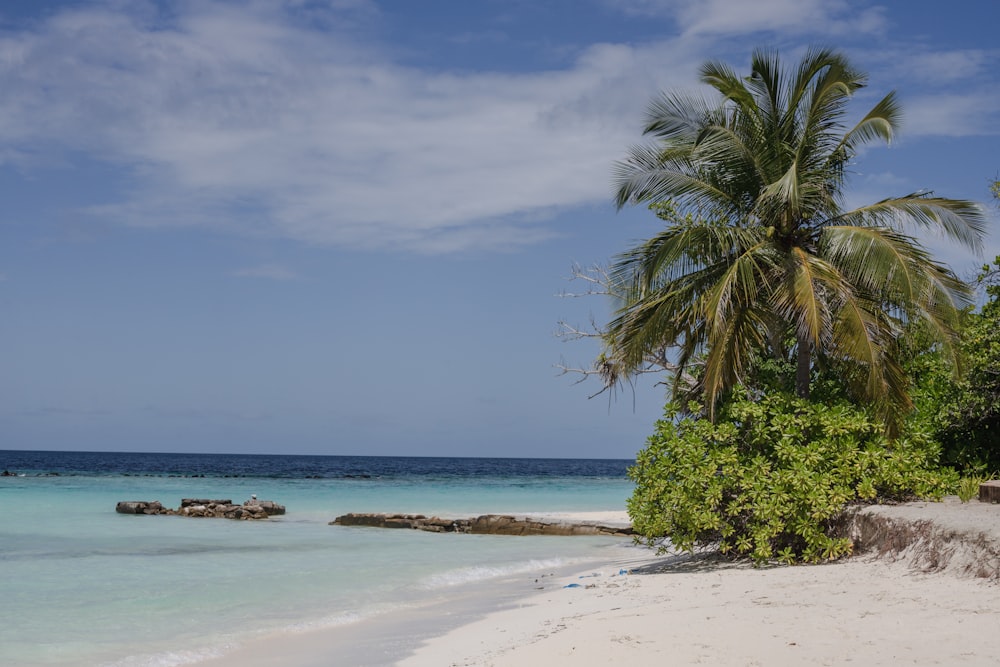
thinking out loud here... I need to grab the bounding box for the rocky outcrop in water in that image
[330,513,632,536]
[115,498,285,520]
[115,501,167,515]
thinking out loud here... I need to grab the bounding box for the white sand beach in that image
[402,555,998,666]
[401,500,1000,667]
[205,500,1000,667]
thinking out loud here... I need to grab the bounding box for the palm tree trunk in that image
[795,337,811,399]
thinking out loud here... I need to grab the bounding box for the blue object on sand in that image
[563,583,581,588]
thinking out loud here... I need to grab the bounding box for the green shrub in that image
[956,476,984,503]
[627,393,957,564]
[903,257,1000,475]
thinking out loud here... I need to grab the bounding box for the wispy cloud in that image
[861,171,910,189]
[886,49,998,85]
[0,2,698,252]
[0,1,994,253]
[609,0,887,36]
[900,90,1000,137]
[862,46,1000,138]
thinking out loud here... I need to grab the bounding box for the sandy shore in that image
[400,556,1000,666]
[201,502,1000,666]
[400,499,1000,667]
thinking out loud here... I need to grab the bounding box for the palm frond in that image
[700,240,771,332]
[833,91,899,159]
[771,247,844,348]
[701,303,767,420]
[700,59,755,110]
[643,92,712,142]
[612,143,739,212]
[746,48,783,124]
[787,47,862,114]
[821,225,922,303]
[831,293,883,374]
[760,160,802,218]
[836,194,986,253]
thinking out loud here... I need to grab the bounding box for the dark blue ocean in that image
[0,450,637,667]
[1,449,632,479]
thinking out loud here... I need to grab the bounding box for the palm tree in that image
[607,48,986,425]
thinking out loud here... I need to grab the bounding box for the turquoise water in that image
[0,453,636,666]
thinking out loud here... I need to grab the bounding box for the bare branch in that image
[554,315,606,342]
[556,263,615,298]
[556,262,701,404]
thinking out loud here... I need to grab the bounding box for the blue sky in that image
[2,0,998,458]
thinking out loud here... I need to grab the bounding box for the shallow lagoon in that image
[0,452,635,666]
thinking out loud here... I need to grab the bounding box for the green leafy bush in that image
[627,393,957,564]
[937,260,1000,473]
[903,257,1000,475]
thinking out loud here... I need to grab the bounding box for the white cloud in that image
[859,46,1000,138]
[0,1,993,253]
[889,49,997,85]
[609,0,887,37]
[0,2,707,252]
[902,90,1000,137]
[861,171,910,189]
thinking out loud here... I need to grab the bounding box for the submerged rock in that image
[330,512,632,536]
[115,498,285,520]
[115,501,167,515]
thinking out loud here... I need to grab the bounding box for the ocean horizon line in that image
[0,447,635,462]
